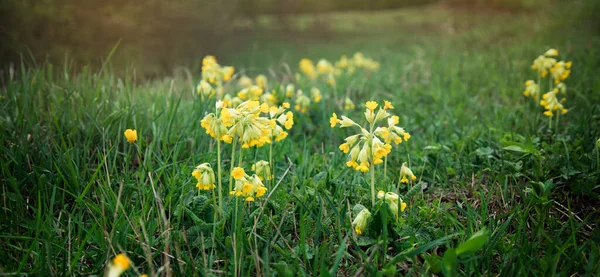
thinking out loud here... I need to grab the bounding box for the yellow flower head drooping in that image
[285,84,295,98]
[352,208,371,235]
[377,191,407,220]
[294,92,311,114]
[252,160,271,181]
[311,87,323,103]
[192,163,216,190]
[238,74,253,88]
[544,48,559,57]
[540,89,567,118]
[400,163,417,183]
[230,174,268,202]
[196,80,215,100]
[223,100,273,148]
[317,59,334,75]
[523,80,540,100]
[344,97,356,110]
[332,101,407,172]
[255,75,268,89]
[550,61,572,84]
[105,253,130,277]
[532,55,557,78]
[124,129,137,143]
[299,59,317,79]
[201,55,234,86]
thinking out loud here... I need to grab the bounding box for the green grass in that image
[1,1,600,276]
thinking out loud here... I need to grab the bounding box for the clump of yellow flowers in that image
[352,207,371,235]
[230,167,268,202]
[192,163,216,190]
[330,100,411,206]
[522,48,572,131]
[298,53,380,86]
[197,56,235,99]
[105,253,130,277]
[377,190,407,221]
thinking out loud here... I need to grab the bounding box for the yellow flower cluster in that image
[377,191,407,220]
[197,56,235,99]
[335,52,380,73]
[523,48,572,119]
[522,80,540,100]
[330,100,410,172]
[105,254,130,277]
[299,53,380,86]
[201,99,294,148]
[230,167,268,202]
[252,160,271,181]
[540,89,568,117]
[192,163,216,190]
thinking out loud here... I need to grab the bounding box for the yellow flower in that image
[383,100,394,110]
[255,75,268,89]
[339,143,350,153]
[124,129,137,143]
[192,163,216,190]
[352,208,371,235]
[330,113,341,127]
[299,59,317,79]
[238,75,253,88]
[400,163,416,183]
[232,167,246,180]
[311,87,322,103]
[544,48,558,57]
[344,97,356,110]
[365,101,378,111]
[377,191,407,220]
[253,160,271,181]
[106,253,130,277]
[523,80,539,99]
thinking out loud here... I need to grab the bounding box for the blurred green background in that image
[0,0,548,75]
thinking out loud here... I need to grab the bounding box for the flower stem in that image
[229,137,237,193]
[269,142,274,188]
[370,162,375,208]
[217,139,223,216]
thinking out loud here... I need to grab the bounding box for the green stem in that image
[217,139,223,216]
[370,162,375,208]
[238,142,244,167]
[269,141,274,188]
[383,155,388,189]
[229,137,237,193]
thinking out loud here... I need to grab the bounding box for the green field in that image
[1,1,600,276]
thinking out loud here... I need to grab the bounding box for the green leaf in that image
[442,248,458,276]
[423,254,442,274]
[503,145,526,153]
[455,227,489,256]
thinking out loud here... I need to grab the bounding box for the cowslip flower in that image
[532,55,557,78]
[223,100,272,148]
[317,59,334,75]
[299,59,317,79]
[238,75,253,88]
[544,48,558,56]
[201,55,234,86]
[267,103,294,142]
[550,61,572,84]
[124,129,137,143]
[352,208,371,235]
[523,80,540,100]
[294,92,311,113]
[252,160,271,181]
[540,89,567,117]
[230,168,268,202]
[196,80,214,99]
[285,84,295,98]
[344,97,355,110]
[311,87,323,103]
[331,100,403,172]
[255,75,268,89]
[192,163,216,190]
[374,115,411,145]
[400,163,417,183]
[377,191,407,220]
[200,101,232,143]
[105,253,130,277]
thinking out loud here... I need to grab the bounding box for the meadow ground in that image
[1,1,600,276]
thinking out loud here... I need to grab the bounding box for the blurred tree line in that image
[0,0,534,75]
